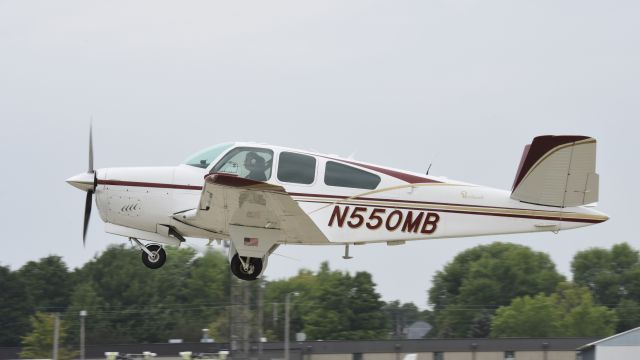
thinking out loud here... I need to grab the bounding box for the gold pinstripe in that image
[306,183,466,214]
[298,194,607,222]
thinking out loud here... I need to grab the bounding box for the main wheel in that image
[141,244,166,269]
[230,254,262,281]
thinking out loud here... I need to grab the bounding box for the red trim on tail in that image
[512,135,590,191]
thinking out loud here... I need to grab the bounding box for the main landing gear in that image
[230,254,262,281]
[131,238,167,269]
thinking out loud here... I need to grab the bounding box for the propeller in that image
[84,125,94,246]
[66,124,97,247]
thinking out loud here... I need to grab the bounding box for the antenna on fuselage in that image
[425,153,439,175]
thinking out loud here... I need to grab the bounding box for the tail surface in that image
[511,135,599,208]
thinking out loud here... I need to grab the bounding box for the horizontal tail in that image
[511,135,599,208]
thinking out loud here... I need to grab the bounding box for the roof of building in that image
[300,338,595,353]
[578,327,640,350]
[0,337,597,359]
[404,321,432,340]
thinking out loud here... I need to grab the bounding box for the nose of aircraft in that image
[66,172,96,192]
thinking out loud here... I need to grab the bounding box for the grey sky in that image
[1,1,638,308]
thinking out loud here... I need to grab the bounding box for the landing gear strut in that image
[230,254,262,281]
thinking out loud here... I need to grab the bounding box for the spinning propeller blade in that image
[84,124,95,246]
[66,124,97,247]
[83,190,93,246]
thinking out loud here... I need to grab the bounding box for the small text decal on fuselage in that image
[328,206,440,234]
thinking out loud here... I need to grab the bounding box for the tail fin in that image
[511,135,599,208]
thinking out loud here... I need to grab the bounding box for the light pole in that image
[284,292,299,360]
[52,313,60,360]
[80,310,87,360]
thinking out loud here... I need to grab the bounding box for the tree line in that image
[427,242,639,337]
[1,242,639,358]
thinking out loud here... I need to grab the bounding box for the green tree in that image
[428,242,564,337]
[491,293,566,337]
[491,283,617,337]
[614,299,640,332]
[17,255,73,311]
[174,249,230,340]
[0,265,32,346]
[208,311,230,342]
[264,268,318,341]
[64,282,109,347]
[383,301,422,338]
[20,312,76,360]
[343,272,389,339]
[572,243,640,331]
[263,262,388,341]
[71,244,227,344]
[301,263,387,340]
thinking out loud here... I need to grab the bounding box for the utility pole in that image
[273,302,278,327]
[230,275,250,360]
[80,310,87,360]
[257,279,264,357]
[284,292,299,360]
[52,313,60,360]
[243,282,250,358]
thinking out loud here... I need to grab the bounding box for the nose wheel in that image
[141,244,167,269]
[230,254,262,281]
[130,238,167,269]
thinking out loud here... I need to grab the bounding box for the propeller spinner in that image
[66,125,96,246]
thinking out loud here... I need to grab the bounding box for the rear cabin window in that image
[324,161,381,190]
[277,152,316,184]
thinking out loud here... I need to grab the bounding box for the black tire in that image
[230,254,262,281]
[141,244,166,269]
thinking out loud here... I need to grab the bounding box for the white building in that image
[578,327,640,360]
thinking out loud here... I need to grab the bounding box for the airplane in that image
[67,131,607,280]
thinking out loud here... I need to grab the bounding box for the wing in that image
[173,173,329,257]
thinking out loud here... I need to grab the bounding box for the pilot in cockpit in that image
[244,152,268,181]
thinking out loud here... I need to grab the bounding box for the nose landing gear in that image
[131,237,167,269]
[141,244,166,269]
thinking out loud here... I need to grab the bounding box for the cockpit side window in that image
[211,147,274,181]
[324,161,381,190]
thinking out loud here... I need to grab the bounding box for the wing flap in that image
[174,174,328,254]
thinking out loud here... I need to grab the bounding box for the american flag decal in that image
[244,237,259,246]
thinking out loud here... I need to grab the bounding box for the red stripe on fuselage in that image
[306,153,440,184]
[97,179,203,191]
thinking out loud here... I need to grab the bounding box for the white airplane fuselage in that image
[87,143,607,249]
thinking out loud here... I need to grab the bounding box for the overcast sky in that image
[0,0,638,308]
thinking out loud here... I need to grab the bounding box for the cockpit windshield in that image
[183,143,233,169]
